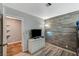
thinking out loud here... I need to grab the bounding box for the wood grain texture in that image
[45,11,79,52]
[7,42,22,56]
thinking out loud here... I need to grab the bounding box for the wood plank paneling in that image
[45,11,79,52]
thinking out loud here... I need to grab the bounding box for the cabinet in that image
[28,38,45,54]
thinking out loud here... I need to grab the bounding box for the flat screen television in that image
[31,29,41,38]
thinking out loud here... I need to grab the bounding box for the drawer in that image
[28,38,45,54]
[31,46,40,53]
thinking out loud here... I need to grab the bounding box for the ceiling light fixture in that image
[46,3,52,7]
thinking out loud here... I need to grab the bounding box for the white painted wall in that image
[4,6,44,51]
[0,3,3,14]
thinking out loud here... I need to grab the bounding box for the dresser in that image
[28,38,45,54]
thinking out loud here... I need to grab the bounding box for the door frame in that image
[3,16,24,56]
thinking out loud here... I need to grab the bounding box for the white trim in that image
[3,11,7,56]
[21,16,26,52]
[6,16,23,21]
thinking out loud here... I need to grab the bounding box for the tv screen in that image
[31,29,41,38]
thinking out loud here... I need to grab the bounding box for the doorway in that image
[6,16,23,56]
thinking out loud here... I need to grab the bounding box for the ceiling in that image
[4,3,79,19]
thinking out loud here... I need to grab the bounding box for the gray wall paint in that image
[0,3,3,56]
[0,3,3,44]
[4,6,44,51]
[0,3,3,14]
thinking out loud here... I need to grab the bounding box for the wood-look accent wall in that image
[45,11,79,52]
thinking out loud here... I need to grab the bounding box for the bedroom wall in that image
[3,6,44,51]
[45,11,79,52]
[0,3,3,45]
[0,3,3,56]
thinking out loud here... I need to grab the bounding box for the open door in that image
[3,16,24,56]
